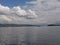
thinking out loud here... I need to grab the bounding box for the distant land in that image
[0,24,42,27]
[48,24,60,26]
[0,24,60,27]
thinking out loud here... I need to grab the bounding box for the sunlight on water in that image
[0,26,60,45]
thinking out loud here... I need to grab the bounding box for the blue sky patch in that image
[0,0,33,7]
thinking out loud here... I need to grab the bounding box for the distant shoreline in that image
[0,24,41,27]
[0,24,60,27]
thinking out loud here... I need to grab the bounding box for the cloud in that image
[26,9,38,19]
[0,4,38,24]
[29,0,60,24]
[12,6,27,16]
[0,4,11,15]
[26,1,36,5]
[1,0,60,24]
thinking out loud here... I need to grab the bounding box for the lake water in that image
[0,26,60,45]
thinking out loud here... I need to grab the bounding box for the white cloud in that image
[1,0,60,24]
[0,15,12,21]
[0,4,11,15]
[12,6,27,16]
[26,9,38,19]
[0,4,38,24]
[30,0,60,24]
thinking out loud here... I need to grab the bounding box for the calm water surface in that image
[0,26,60,45]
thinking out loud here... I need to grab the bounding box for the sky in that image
[0,0,33,7]
[0,0,60,24]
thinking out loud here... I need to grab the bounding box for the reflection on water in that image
[0,26,60,45]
